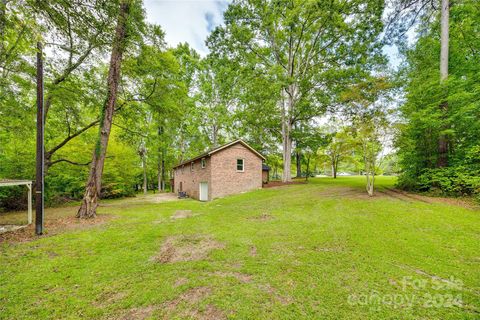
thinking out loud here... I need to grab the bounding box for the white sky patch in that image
[144,0,230,56]
[383,45,401,69]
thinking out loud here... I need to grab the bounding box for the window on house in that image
[237,159,244,172]
[201,158,206,168]
[191,162,194,171]
[181,165,184,173]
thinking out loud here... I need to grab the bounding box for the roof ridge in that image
[173,139,264,168]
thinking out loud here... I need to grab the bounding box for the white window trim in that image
[236,158,244,172]
[201,158,206,168]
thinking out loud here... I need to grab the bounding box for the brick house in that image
[173,139,265,201]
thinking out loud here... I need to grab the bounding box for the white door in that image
[199,182,208,201]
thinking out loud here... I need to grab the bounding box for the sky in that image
[144,0,230,56]
[144,0,401,66]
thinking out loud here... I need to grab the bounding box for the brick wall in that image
[173,142,263,201]
[210,144,263,199]
[173,157,211,200]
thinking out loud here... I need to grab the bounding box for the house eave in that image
[173,139,265,169]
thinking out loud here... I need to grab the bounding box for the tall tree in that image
[318,129,355,179]
[77,0,132,218]
[437,0,449,167]
[196,57,235,147]
[386,0,450,167]
[396,0,480,193]
[209,0,385,182]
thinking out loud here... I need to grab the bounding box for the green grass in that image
[1,176,479,319]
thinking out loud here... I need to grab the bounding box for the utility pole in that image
[35,41,44,235]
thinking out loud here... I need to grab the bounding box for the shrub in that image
[0,186,28,212]
[101,183,136,199]
[398,166,480,198]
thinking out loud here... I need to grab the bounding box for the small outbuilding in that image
[262,164,270,184]
[173,139,265,201]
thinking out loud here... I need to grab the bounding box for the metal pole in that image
[35,41,44,235]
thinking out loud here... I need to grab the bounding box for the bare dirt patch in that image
[182,304,226,320]
[314,245,345,253]
[209,271,252,283]
[0,214,113,244]
[161,287,226,319]
[174,277,189,287]
[384,188,479,209]
[263,180,306,188]
[152,234,225,263]
[316,187,378,200]
[377,189,412,202]
[95,290,128,308]
[258,283,292,305]
[175,286,211,304]
[118,305,157,320]
[171,210,193,220]
[250,245,257,257]
[248,213,274,221]
[115,287,225,320]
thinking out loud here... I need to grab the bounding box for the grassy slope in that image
[0,177,479,319]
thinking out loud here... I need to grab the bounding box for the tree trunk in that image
[440,0,449,83]
[296,150,302,178]
[305,156,310,181]
[157,157,161,192]
[282,126,292,182]
[437,0,449,168]
[366,172,374,196]
[157,126,163,191]
[281,87,296,183]
[77,0,130,219]
[365,159,375,196]
[0,0,6,56]
[212,124,219,148]
[332,158,337,179]
[142,154,147,195]
[160,150,165,191]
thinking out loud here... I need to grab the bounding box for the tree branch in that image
[46,119,100,160]
[48,159,92,166]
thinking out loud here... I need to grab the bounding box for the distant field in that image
[1,176,479,319]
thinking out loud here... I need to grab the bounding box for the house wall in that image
[173,157,211,200]
[262,170,269,184]
[210,143,263,199]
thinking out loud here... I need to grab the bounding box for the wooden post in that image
[35,41,44,235]
[27,183,32,224]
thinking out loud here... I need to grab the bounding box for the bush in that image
[101,183,136,199]
[398,166,480,198]
[0,186,28,212]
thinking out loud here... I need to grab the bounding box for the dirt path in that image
[101,192,180,207]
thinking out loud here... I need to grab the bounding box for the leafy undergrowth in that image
[1,176,479,319]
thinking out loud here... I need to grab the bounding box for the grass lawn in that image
[1,176,479,319]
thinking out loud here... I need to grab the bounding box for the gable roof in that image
[173,139,265,168]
